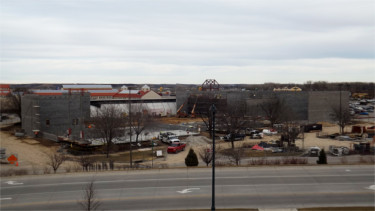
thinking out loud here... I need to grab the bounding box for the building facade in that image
[176,88,350,124]
[21,93,90,141]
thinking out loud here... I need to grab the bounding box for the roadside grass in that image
[243,149,304,157]
[0,168,28,177]
[162,209,257,211]
[298,207,375,211]
[162,208,374,211]
[84,146,166,163]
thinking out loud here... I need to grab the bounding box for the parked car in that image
[308,146,321,157]
[271,147,283,153]
[262,129,277,135]
[248,130,263,139]
[168,138,181,145]
[167,142,186,153]
[222,133,246,141]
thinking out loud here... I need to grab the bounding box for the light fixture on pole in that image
[210,104,216,211]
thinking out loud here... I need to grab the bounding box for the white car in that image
[168,138,181,145]
[262,129,277,135]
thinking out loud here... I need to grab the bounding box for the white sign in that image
[156,150,163,157]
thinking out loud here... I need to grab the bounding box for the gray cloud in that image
[1,0,374,84]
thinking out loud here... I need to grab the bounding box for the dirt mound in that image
[159,117,203,124]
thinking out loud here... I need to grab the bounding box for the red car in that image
[167,142,186,153]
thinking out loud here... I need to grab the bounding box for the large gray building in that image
[176,88,349,124]
[21,93,90,141]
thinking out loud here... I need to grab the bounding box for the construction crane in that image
[176,99,188,118]
[190,96,199,118]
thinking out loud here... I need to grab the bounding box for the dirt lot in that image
[1,119,374,173]
[0,129,59,168]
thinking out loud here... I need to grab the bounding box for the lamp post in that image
[339,84,342,134]
[151,139,154,168]
[129,87,133,168]
[210,104,216,211]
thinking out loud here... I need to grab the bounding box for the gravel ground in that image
[1,118,374,173]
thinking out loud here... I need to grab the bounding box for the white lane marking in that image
[367,185,375,191]
[0,198,12,200]
[177,188,200,194]
[5,181,23,185]
[345,169,351,172]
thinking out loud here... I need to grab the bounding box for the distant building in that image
[120,85,128,91]
[0,84,11,97]
[273,86,302,91]
[176,87,349,124]
[62,84,112,91]
[140,85,150,92]
[21,93,90,141]
[33,84,163,101]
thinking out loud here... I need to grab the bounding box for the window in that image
[72,118,79,125]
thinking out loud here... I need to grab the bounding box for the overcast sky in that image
[0,0,374,84]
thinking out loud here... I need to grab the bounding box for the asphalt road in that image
[1,165,374,210]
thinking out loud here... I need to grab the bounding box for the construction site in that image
[0,80,374,175]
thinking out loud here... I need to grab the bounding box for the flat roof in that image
[62,85,112,89]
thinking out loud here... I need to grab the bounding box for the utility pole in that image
[129,87,133,168]
[151,139,154,168]
[339,84,342,134]
[302,125,305,150]
[210,104,216,211]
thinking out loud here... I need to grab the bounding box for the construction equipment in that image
[190,96,199,118]
[176,99,188,118]
[329,145,350,156]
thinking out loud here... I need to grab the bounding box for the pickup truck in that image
[167,142,186,153]
[159,132,176,143]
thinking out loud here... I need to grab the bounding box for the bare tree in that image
[77,155,95,171]
[91,105,124,158]
[280,122,301,148]
[0,88,28,119]
[223,144,245,166]
[195,93,227,137]
[259,96,287,127]
[199,148,213,167]
[130,102,152,146]
[46,151,67,173]
[217,98,246,149]
[78,179,101,211]
[330,106,352,135]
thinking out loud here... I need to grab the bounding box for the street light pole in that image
[339,84,342,134]
[129,87,133,168]
[210,104,216,211]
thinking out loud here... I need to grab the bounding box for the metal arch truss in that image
[202,79,220,91]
